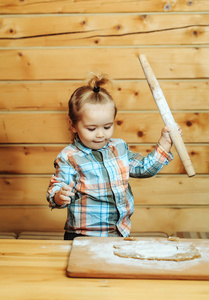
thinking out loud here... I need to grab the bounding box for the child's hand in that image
[54,181,75,206]
[158,124,182,153]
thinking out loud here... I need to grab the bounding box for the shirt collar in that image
[74,136,111,154]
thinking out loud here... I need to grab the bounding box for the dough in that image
[123,237,136,241]
[167,236,180,242]
[113,240,201,262]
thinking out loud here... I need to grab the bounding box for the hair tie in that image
[93,86,100,93]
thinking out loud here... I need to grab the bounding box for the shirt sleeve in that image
[128,143,173,178]
[46,153,76,209]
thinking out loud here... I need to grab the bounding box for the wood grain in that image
[1,240,209,300]
[0,144,207,174]
[1,1,209,237]
[132,207,209,235]
[1,80,208,111]
[0,14,208,47]
[0,206,208,235]
[0,112,207,143]
[0,0,208,13]
[130,176,209,206]
[0,239,72,255]
[0,48,209,80]
[0,175,208,206]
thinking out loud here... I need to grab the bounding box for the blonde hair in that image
[68,72,117,126]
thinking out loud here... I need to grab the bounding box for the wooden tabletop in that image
[0,239,209,300]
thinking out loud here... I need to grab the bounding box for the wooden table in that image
[0,239,209,300]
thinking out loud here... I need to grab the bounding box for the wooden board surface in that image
[1,240,209,300]
[1,14,208,47]
[1,48,209,80]
[1,175,209,206]
[1,206,209,235]
[0,0,208,13]
[1,112,208,143]
[67,237,209,280]
[1,0,209,238]
[0,80,209,111]
[0,145,208,174]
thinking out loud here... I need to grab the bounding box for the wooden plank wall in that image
[0,0,209,236]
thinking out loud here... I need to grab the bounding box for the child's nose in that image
[96,129,104,138]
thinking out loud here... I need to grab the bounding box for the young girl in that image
[47,72,175,240]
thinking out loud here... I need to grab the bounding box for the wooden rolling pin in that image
[138,54,195,177]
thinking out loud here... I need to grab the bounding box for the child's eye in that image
[87,128,95,131]
[104,125,111,130]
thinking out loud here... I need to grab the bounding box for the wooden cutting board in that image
[66,237,209,280]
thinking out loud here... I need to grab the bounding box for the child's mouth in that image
[94,140,104,143]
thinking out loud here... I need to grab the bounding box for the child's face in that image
[72,102,115,150]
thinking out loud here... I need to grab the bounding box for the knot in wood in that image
[137,131,144,137]
[186,121,192,127]
[115,25,122,30]
[164,4,171,11]
[116,120,123,126]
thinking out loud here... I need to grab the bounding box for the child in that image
[47,72,176,240]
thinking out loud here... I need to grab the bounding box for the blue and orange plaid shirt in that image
[47,138,173,237]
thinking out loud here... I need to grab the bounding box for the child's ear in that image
[69,119,77,133]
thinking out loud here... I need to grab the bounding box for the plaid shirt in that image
[47,138,173,237]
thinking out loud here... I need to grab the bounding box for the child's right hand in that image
[54,181,75,206]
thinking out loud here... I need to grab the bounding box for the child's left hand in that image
[158,124,182,153]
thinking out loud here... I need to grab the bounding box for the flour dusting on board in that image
[113,240,200,261]
[74,238,206,271]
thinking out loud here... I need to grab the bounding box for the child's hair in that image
[68,72,117,127]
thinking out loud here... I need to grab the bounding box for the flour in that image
[73,238,206,271]
[74,239,91,247]
[59,244,72,250]
[41,244,71,251]
[113,240,200,261]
